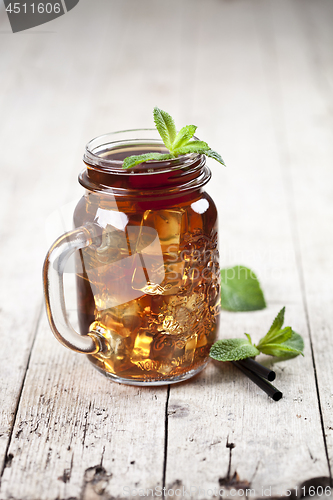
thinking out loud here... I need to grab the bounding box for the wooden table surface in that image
[1,1,333,498]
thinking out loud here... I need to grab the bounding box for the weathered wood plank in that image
[0,0,184,497]
[164,0,330,496]
[0,0,129,483]
[0,28,60,469]
[266,0,333,475]
[0,309,167,500]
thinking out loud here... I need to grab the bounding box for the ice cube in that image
[90,321,128,359]
[129,227,167,293]
[95,299,143,338]
[129,210,190,295]
[172,334,198,368]
[127,225,158,254]
[184,334,197,364]
[141,209,188,249]
[94,224,129,264]
[130,330,154,362]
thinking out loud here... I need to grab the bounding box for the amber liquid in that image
[75,147,220,382]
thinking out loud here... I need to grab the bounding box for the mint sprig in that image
[209,307,304,362]
[122,107,225,169]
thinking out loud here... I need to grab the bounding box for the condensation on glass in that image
[43,129,220,385]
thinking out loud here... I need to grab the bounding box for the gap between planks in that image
[162,385,171,495]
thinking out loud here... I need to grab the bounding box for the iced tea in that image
[75,144,220,383]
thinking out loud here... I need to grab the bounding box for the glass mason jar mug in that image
[43,129,220,385]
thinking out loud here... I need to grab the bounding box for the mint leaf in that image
[206,149,226,166]
[259,342,304,357]
[255,308,304,359]
[260,307,285,344]
[258,326,292,348]
[268,326,292,344]
[153,107,177,150]
[172,125,197,151]
[210,339,260,362]
[272,331,304,360]
[175,141,210,155]
[283,330,304,352]
[220,265,266,312]
[123,152,174,169]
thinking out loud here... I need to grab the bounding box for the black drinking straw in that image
[237,357,276,382]
[232,361,283,401]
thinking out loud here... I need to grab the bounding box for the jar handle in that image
[43,225,106,355]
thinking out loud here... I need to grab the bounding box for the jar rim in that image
[84,128,203,175]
